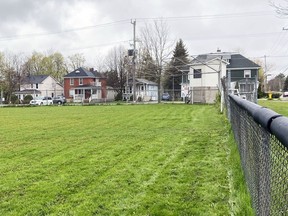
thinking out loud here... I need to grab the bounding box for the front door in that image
[85,89,91,99]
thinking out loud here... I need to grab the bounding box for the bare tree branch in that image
[271,0,288,16]
[140,20,173,103]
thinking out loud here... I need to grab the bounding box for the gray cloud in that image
[0,0,286,75]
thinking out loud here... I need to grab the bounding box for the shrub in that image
[10,94,19,104]
[23,95,33,104]
[114,92,122,101]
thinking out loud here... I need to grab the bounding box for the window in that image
[79,78,83,85]
[31,84,33,88]
[244,70,251,78]
[69,90,74,97]
[182,74,188,83]
[70,78,74,85]
[36,83,38,89]
[141,86,144,91]
[240,84,254,92]
[193,69,202,79]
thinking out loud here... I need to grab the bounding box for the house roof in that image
[22,75,49,84]
[226,54,260,69]
[72,84,102,90]
[128,78,157,86]
[192,52,260,70]
[14,89,41,94]
[64,67,106,78]
[137,78,157,85]
[191,54,229,65]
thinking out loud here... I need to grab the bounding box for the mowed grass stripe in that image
[0,104,244,215]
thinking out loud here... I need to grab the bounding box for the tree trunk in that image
[157,76,161,103]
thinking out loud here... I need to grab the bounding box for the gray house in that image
[226,54,260,102]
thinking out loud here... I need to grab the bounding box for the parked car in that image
[30,96,53,105]
[162,93,170,101]
[53,96,66,105]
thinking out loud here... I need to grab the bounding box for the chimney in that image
[89,68,94,72]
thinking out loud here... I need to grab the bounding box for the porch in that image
[72,85,101,103]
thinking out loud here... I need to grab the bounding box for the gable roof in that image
[22,75,49,84]
[64,67,102,78]
[191,54,229,65]
[127,78,157,86]
[136,78,158,85]
[192,52,260,70]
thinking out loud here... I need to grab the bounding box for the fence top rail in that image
[229,94,288,148]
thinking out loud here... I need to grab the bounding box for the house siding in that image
[63,68,108,102]
[100,78,107,99]
[64,77,96,98]
[229,69,258,82]
[189,60,227,88]
[19,75,63,99]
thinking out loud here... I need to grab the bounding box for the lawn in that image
[258,99,288,116]
[0,104,253,215]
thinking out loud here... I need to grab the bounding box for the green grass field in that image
[0,104,253,215]
[258,100,288,116]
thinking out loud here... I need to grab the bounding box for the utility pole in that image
[264,55,267,92]
[131,19,136,102]
[0,89,2,105]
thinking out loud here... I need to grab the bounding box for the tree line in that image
[0,20,191,103]
[0,51,87,102]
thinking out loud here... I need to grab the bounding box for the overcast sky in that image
[0,0,288,77]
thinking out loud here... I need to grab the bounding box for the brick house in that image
[64,67,107,103]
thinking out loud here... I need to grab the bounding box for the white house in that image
[124,78,158,101]
[15,75,63,100]
[187,53,229,103]
[185,51,260,103]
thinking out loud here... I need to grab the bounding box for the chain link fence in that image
[222,78,288,215]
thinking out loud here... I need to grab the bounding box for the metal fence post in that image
[255,75,258,104]
[227,70,231,121]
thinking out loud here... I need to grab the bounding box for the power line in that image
[136,11,274,22]
[0,19,131,41]
[63,40,131,51]
[0,10,275,42]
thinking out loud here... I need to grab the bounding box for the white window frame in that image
[70,78,74,85]
[79,78,83,85]
[69,90,74,97]
[244,70,251,78]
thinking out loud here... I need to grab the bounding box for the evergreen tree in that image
[164,39,190,98]
[105,70,120,89]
